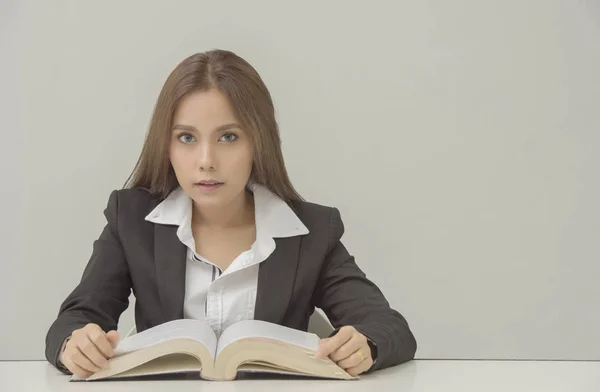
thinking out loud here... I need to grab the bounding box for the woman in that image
[45,49,417,378]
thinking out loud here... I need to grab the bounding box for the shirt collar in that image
[145,183,309,240]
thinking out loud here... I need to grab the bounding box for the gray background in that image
[1,0,599,360]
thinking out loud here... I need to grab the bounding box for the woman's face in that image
[169,88,254,209]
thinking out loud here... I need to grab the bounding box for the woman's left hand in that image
[315,326,373,376]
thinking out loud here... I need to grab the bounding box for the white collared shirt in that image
[145,183,309,337]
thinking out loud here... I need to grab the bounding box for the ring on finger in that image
[355,349,366,363]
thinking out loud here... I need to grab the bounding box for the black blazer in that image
[45,188,417,372]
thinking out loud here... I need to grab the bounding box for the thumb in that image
[106,330,120,348]
[315,337,332,359]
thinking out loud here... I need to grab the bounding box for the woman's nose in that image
[197,143,216,171]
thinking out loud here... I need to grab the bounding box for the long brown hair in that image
[124,49,303,202]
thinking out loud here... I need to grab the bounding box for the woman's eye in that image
[178,133,195,143]
[220,133,238,142]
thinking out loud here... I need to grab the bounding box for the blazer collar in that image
[147,183,308,323]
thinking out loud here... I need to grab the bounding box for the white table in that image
[1,360,599,392]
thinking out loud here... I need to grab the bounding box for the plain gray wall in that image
[2,0,599,361]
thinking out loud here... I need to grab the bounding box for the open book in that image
[70,319,356,381]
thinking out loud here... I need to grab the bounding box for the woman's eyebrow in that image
[171,123,241,132]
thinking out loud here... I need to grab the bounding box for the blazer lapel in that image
[154,223,187,321]
[254,236,302,324]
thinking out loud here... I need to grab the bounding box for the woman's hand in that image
[60,323,119,378]
[315,326,373,376]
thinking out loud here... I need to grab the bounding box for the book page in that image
[114,319,217,360]
[216,320,320,357]
[69,354,202,381]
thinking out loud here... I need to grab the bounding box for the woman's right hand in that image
[60,323,120,377]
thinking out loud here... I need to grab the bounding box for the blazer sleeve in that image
[45,190,132,373]
[311,207,417,371]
